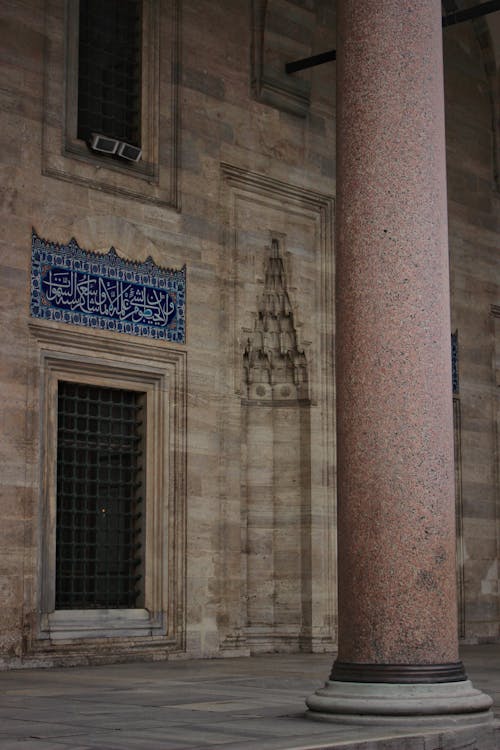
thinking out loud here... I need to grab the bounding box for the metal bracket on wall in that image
[285,0,500,74]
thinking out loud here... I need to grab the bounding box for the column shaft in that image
[334,0,459,674]
[307,0,493,727]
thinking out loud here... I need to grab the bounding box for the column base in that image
[306,680,494,726]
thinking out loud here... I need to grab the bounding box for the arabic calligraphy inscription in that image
[30,231,185,343]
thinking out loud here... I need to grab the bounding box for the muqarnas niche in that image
[243,239,308,402]
[30,230,185,343]
[242,238,313,653]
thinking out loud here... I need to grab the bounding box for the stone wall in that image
[0,0,498,667]
[444,17,500,642]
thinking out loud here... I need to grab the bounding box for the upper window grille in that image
[77,0,142,146]
[55,382,144,609]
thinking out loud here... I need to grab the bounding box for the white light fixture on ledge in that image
[89,134,142,162]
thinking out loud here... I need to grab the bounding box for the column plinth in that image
[307,680,492,726]
[307,0,493,727]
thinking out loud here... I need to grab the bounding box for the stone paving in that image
[0,645,498,749]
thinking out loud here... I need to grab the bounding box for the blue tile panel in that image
[451,331,459,395]
[30,231,185,343]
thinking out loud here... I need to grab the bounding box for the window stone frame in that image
[42,0,180,208]
[29,321,186,647]
[251,0,313,117]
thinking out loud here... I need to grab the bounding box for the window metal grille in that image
[56,382,144,609]
[77,0,142,146]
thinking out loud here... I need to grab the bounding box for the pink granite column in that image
[307,0,492,724]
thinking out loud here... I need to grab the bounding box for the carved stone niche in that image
[251,0,315,116]
[243,238,309,403]
[242,239,312,653]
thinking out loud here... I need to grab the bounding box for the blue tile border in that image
[30,230,185,343]
[451,331,459,395]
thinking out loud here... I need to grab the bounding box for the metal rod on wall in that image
[442,0,500,27]
[285,49,336,75]
[285,1,500,74]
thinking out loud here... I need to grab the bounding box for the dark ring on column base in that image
[330,661,467,684]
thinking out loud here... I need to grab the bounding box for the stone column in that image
[307,0,493,725]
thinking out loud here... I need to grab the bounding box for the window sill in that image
[64,140,157,180]
[40,608,165,640]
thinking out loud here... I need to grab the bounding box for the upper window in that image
[77,0,143,161]
[42,0,179,207]
[251,0,315,117]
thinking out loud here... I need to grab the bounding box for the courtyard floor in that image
[0,645,499,749]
